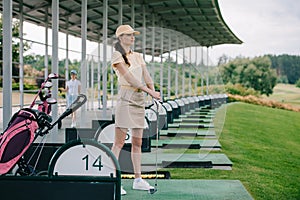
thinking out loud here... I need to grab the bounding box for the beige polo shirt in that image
[111,51,152,88]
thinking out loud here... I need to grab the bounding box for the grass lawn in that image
[263,83,300,109]
[165,102,300,200]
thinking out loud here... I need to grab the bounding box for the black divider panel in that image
[192,96,200,109]
[0,177,116,200]
[162,102,173,127]
[167,100,180,119]
[162,161,213,168]
[187,96,196,110]
[150,103,167,131]
[92,119,114,130]
[65,128,97,143]
[23,143,62,172]
[203,95,211,107]
[175,99,186,114]
[181,97,191,112]
[198,96,205,107]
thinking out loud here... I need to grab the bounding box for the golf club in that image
[148,98,161,194]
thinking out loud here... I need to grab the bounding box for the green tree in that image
[220,56,277,96]
[269,54,300,84]
[296,79,300,88]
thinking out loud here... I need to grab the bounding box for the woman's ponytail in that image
[114,41,130,66]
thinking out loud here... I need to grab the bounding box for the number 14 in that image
[82,155,103,171]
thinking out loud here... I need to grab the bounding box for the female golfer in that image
[111,24,160,195]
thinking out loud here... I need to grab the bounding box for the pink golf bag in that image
[0,72,87,176]
[0,108,39,174]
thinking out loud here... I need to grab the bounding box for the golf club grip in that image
[53,94,87,126]
[153,99,163,109]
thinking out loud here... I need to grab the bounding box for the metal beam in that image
[97,34,101,109]
[81,0,88,120]
[206,47,209,95]
[2,0,12,129]
[65,17,69,81]
[51,0,59,133]
[19,0,24,108]
[160,26,164,99]
[102,0,108,117]
[44,7,49,80]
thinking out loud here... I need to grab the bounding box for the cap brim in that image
[117,30,140,38]
[124,30,140,35]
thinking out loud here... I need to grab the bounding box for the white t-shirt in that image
[66,79,81,96]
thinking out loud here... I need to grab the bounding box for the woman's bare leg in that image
[111,127,128,159]
[131,128,143,178]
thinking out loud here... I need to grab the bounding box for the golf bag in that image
[0,108,40,174]
[0,93,87,176]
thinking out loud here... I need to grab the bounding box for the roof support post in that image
[97,32,101,109]
[91,57,95,110]
[102,0,108,117]
[182,41,186,97]
[51,0,59,133]
[195,46,198,94]
[65,17,69,81]
[44,7,49,80]
[160,26,164,100]
[131,0,135,27]
[150,15,155,79]
[201,47,204,95]
[86,60,90,111]
[131,0,136,49]
[167,31,171,99]
[110,45,114,108]
[81,0,87,97]
[2,0,12,129]
[142,5,146,60]
[114,0,123,108]
[189,46,192,96]
[118,0,123,24]
[19,1,24,108]
[206,47,209,95]
[80,0,88,125]
[175,35,178,98]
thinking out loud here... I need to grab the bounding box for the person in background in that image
[65,69,81,128]
[111,24,161,195]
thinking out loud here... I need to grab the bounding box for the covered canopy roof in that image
[2,0,242,55]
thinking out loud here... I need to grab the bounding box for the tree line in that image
[218,54,300,96]
[268,54,300,84]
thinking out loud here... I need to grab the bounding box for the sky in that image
[23,0,300,65]
[210,0,300,64]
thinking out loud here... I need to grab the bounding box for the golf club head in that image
[148,188,157,194]
[35,100,43,105]
[48,73,59,79]
[46,98,57,104]
[29,74,58,109]
[44,81,53,88]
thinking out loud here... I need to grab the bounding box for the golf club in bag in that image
[29,73,59,109]
[0,73,87,175]
[35,75,62,129]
